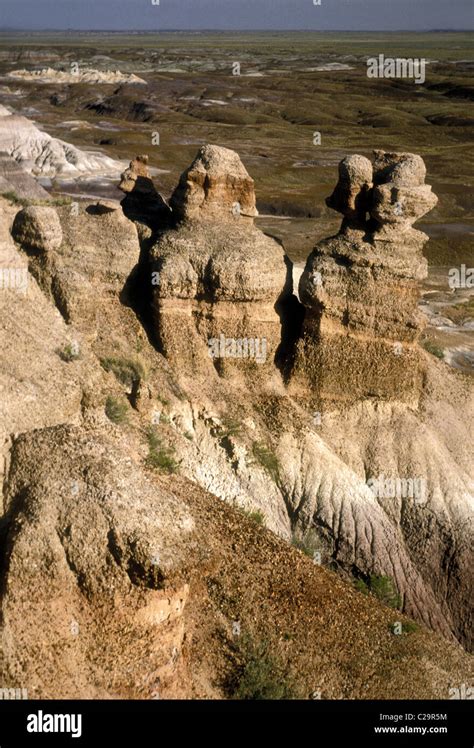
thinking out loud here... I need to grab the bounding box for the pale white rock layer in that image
[7,67,147,85]
[0,110,126,178]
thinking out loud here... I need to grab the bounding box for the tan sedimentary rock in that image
[150,145,290,383]
[20,201,140,330]
[293,150,438,405]
[0,197,83,513]
[0,425,195,699]
[0,143,472,701]
[170,144,258,222]
[12,205,63,252]
[326,154,373,229]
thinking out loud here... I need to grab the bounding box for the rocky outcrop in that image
[0,109,125,178]
[0,197,84,514]
[12,205,63,253]
[0,152,51,201]
[139,147,471,651]
[0,425,194,699]
[0,140,472,703]
[11,199,140,332]
[150,145,292,384]
[7,67,147,85]
[293,151,438,405]
[1,424,471,699]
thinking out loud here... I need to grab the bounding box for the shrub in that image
[105,396,128,424]
[444,298,474,325]
[145,427,178,473]
[291,530,320,559]
[221,416,243,438]
[354,578,369,595]
[390,620,419,635]
[100,357,146,386]
[58,342,81,362]
[369,574,402,609]
[355,574,401,609]
[232,635,298,700]
[401,620,419,634]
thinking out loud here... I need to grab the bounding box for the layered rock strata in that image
[294,151,438,405]
[150,145,292,383]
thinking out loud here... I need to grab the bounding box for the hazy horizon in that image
[1,0,473,32]
[1,28,473,33]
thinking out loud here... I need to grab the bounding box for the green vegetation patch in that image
[251,441,280,484]
[100,356,147,386]
[231,634,299,700]
[145,426,179,474]
[1,191,72,208]
[355,574,402,610]
[421,339,445,360]
[105,395,129,425]
[242,508,266,526]
[57,342,81,362]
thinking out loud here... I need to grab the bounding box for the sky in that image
[0,0,473,32]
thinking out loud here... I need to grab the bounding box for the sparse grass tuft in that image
[421,339,445,360]
[390,620,419,635]
[251,441,280,483]
[354,578,369,595]
[444,298,474,326]
[1,191,72,208]
[221,416,243,438]
[291,530,320,559]
[145,426,179,473]
[105,395,129,425]
[1,191,29,206]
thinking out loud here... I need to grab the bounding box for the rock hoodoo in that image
[150,145,292,382]
[0,140,472,702]
[293,150,438,405]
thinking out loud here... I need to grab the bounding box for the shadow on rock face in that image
[85,202,119,216]
[120,192,172,232]
[274,255,306,381]
[118,155,172,231]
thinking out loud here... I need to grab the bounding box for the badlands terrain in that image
[0,32,472,700]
